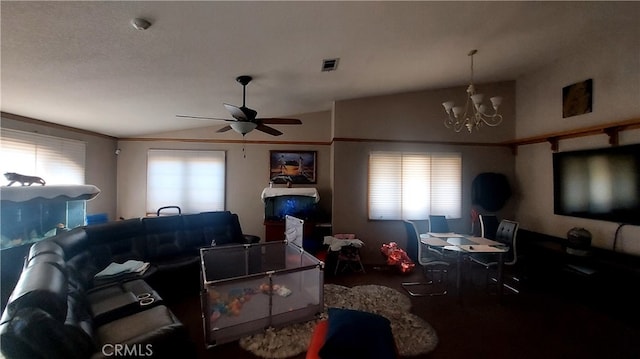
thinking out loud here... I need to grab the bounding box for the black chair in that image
[427,215,454,258]
[469,219,520,293]
[401,220,449,297]
[479,214,499,240]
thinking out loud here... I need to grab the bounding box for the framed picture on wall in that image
[562,79,593,118]
[269,151,317,184]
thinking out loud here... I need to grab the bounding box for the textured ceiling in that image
[1,1,638,137]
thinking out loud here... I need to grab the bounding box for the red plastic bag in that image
[381,242,415,273]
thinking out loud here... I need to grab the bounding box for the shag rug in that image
[239,284,439,358]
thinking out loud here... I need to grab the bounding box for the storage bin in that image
[200,240,324,346]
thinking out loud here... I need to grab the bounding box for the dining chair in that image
[427,215,452,257]
[469,219,520,294]
[479,214,500,240]
[401,220,449,297]
[428,215,450,233]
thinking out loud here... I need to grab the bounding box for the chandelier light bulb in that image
[442,101,455,112]
[471,93,484,105]
[490,96,503,108]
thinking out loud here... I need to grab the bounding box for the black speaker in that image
[471,172,511,212]
[566,227,592,256]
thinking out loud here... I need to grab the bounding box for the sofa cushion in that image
[143,216,188,260]
[181,213,209,250]
[200,211,237,245]
[85,218,146,264]
[64,294,95,355]
[0,307,93,359]
[28,240,65,259]
[87,279,162,326]
[67,251,101,290]
[6,262,68,322]
[92,305,193,359]
[26,252,66,273]
[52,227,89,260]
[90,291,140,327]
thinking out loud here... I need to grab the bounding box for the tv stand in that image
[519,229,640,325]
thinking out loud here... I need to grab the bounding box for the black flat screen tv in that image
[553,143,640,225]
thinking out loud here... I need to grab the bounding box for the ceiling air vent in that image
[321,58,339,72]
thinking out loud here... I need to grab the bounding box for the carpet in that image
[239,284,439,358]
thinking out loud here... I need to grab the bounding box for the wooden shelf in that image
[500,117,640,153]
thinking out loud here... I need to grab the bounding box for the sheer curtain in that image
[0,128,85,184]
[146,149,225,214]
[368,151,461,220]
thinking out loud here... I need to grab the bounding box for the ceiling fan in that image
[177,75,302,136]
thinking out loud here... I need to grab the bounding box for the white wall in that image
[514,27,640,255]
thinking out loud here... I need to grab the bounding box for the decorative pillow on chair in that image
[318,308,396,359]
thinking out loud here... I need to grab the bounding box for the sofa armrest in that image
[90,291,140,326]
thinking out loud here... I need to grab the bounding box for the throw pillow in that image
[318,307,396,359]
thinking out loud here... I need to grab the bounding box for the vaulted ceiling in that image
[1,1,637,137]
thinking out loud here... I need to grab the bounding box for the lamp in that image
[442,49,503,133]
[230,122,258,135]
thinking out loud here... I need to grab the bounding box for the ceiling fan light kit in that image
[230,122,258,135]
[177,75,302,137]
[443,49,503,133]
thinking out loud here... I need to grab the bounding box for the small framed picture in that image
[269,151,317,184]
[563,79,593,118]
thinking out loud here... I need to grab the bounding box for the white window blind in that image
[146,149,225,214]
[368,151,461,220]
[0,129,86,184]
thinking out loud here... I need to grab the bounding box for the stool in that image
[334,245,365,275]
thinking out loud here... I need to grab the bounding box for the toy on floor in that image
[208,287,257,324]
[381,242,415,273]
[259,283,292,297]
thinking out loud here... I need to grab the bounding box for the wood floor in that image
[168,263,640,359]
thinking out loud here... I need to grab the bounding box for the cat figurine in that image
[4,172,46,186]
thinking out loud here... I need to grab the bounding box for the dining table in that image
[419,232,508,302]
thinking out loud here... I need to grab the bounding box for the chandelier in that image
[442,49,503,133]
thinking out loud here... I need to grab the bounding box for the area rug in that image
[239,284,439,358]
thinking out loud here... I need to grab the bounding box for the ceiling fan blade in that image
[224,104,248,121]
[216,125,233,133]
[256,124,283,136]
[176,114,233,122]
[259,118,302,125]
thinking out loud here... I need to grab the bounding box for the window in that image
[146,149,225,214]
[0,129,86,184]
[368,151,462,220]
